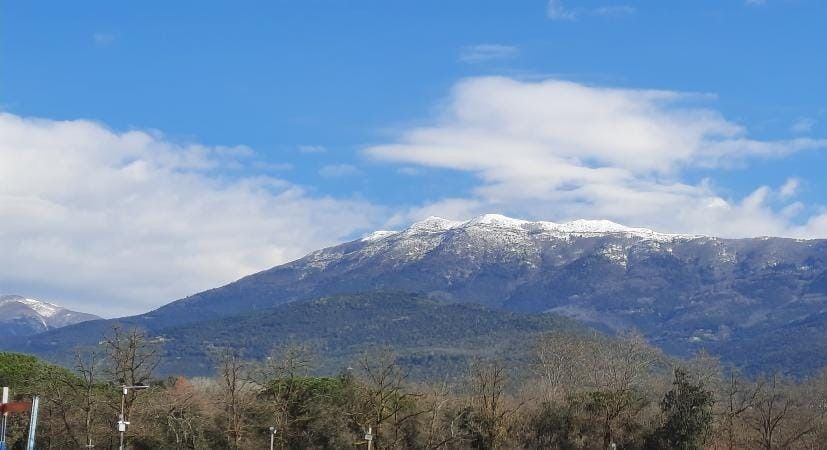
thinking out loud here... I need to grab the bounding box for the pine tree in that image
[648,368,714,450]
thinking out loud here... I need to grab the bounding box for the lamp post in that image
[269,426,276,450]
[117,385,149,450]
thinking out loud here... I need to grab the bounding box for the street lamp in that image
[117,385,149,450]
[269,426,277,450]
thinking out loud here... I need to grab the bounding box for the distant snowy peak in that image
[0,294,101,336]
[363,214,703,242]
[14,296,61,318]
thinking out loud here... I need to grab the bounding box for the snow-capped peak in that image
[400,214,702,240]
[556,219,653,234]
[0,295,62,318]
[465,214,529,228]
[407,216,465,232]
[0,294,101,336]
[19,298,61,318]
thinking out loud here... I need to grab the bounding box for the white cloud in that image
[0,113,381,317]
[547,0,577,20]
[459,44,519,64]
[745,0,766,5]
[365,76,827,238]
[779,177,800,199]
[319,163,361,177]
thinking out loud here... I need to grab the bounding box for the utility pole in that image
[117,385,149,450]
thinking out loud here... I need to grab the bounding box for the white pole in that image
[117,385,148,450]
[1,387,8,444]
[26,396,39,450]
[118,387,127,450]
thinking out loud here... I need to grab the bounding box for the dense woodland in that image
[1,326,826,450]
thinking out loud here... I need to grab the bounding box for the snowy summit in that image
[0,294,101,336]
[364,214,701,242]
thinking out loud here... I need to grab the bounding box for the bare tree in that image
[715,370,761,450]
[418,381,463,450]
[102,325,160,447]
[213,348,254,449]
[72,348,104,449]
[351,349,425,449]
[463,360,523,450]
[745,373,818,450]
[533,332,589,403]
[534,330,658,449]
[103,326,160,386]
[251,344,316,449]
[140,377,209,449]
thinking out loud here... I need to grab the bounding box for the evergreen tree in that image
[648,368,714,450]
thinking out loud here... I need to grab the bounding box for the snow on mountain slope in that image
[362,214,701,244]
[347,214,702,268]
[7,214,827,375]
[0,295,101,336]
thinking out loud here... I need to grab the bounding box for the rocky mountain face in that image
[0,295,101,336]
[5,214,827,374]
[148,214,827,373]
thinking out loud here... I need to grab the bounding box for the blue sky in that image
[2,0,826,315]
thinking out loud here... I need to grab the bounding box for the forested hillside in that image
[7,293,585,379]
[2,326,826,449]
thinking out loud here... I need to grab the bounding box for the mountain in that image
[9,292,586,378]
[0,295,101,336]
[5,214,827,375]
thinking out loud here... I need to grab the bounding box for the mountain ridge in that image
[363,214,706,242]
[0,294,101,336]
[4,214,827,375]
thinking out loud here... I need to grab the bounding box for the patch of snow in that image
[599,243,628,266]
[465,214,528,229]
[406,216,464,233]
[361,230,398,242]
[18,298,62,318]
[402,214,703,241]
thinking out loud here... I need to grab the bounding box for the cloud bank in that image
[0,113,381,316]
[365,77,827,238]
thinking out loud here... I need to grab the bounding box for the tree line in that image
[1,327,826,449]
